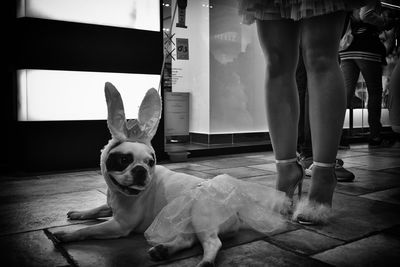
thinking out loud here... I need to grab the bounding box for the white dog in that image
[54,83,288,267]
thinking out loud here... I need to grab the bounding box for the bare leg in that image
[256,19,300,160]
[256,19,303,196]
[67,204,112,220]
[293,11,346,224]
[301,11,347,165]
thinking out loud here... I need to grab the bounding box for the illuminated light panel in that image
[17,69,160,121]
[17,0,160,31]
[343,109,390,129]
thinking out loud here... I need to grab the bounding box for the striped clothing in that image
[340,51,383,63]
[339,3,388,64]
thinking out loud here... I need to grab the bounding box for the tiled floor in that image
[1,143,400,266]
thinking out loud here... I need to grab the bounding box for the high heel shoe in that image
[292,161,337,225]
[275,158,305,201]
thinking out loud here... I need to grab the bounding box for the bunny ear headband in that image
[104,82,162,145]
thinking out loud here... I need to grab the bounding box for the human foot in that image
[293,162,337,225]
[276,158,304,200]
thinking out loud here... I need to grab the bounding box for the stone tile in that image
[335,168,400,195]
[300,192,400,241]
[361,187,400,205]
[313,233,400,266]
[344,155,400,171]
[172,169,215,179]
[49,223,152,267]
[159,162,216,171]
[248,163,277,173]
[270,229,344,255]
[334,168,381,196]
[381,167,400,175]
[335,182,373,196]
[384,225,400,237]
[159,256,202,267]
[228,153,273,159]
[368,147,400,157]
[163,240,329,267]
[0,230,69,267]
[203,167,273,179]
[0,190,106,235]
[194,157,268,169]
[49,223,153,267]
[0,173,107,204]
[243,175,277,188]
[223,224,297,247]
[336,149,368,159]
[37,169,101,179]
[244,175,312,196]
[244,153,276,162]
[244,175,313,203]
[48,224,293,267]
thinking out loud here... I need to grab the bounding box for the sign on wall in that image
[164,92,189,136]
[176,38,189,60]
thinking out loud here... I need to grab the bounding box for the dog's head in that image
[103,140,156,196]
[100,82,161,196]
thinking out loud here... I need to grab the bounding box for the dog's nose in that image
[131,166,147,186]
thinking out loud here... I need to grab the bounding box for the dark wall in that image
[3,2,165,173]
[2,1,18,174]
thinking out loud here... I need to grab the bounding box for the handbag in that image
[339,21,354,51]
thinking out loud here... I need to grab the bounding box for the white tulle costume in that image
[144,174,289,245]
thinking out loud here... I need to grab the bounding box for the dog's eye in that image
[120,156,130,165]
[148,159,155,167]
[106,153,133,172]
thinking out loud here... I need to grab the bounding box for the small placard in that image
[176,38,189,60]
[164,92,189,136]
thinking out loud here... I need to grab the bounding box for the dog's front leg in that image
[67,204,112,220]
[53,218,130,243]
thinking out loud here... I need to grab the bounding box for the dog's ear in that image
[104,82,128,140]
[137,88,162,141]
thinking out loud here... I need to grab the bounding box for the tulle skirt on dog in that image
[145,174,289,245]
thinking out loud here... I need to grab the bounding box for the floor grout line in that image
[44,228,80,267]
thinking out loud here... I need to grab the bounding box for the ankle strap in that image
[313,161,336,168]
[276,157,297,164]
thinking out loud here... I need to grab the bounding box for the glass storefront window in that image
[163,0,396,150]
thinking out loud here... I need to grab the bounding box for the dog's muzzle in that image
[131,166,147,187]
[108,165,149,196]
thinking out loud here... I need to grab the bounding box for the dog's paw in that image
[148,244,169,261]
[67,211,88,220]
[52,231,76,243]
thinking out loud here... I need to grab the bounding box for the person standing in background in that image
[385,11,400,142]
[339,1,395,147]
